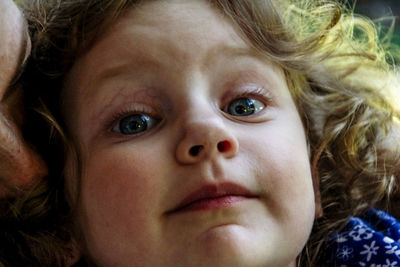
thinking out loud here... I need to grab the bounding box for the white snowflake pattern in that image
[384,237,400,259]
[335,232,349,243]
[358,260,398,267]
[349,223,375,241]
[360,241,380,262]
[337,246,354,261]
[383,258,398,267]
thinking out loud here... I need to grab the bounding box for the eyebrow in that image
[95,45,264,84]
[207,45,263,61]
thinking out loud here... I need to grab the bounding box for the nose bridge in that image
[185,112,224,144]
[185,100,222,131]
[175,100,239,164]
[180,95,226,141]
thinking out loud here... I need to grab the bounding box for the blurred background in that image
[341,0,400,45]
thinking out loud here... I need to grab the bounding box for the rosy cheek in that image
[77,150,165,256]
[79,150,162,228]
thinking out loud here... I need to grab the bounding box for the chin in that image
[171,225,297,267]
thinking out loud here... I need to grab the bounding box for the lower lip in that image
[177,196,247,213]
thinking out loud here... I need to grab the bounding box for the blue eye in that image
[112,114,159,135]
[227,97,265,116]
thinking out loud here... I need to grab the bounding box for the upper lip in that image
[167,182,256,214]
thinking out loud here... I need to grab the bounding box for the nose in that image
[175,116,239,164]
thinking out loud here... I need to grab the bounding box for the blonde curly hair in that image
[1,0,399,266]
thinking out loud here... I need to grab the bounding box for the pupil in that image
[120,115,148,134]
[235,105,247,114]
[230,98,255,116]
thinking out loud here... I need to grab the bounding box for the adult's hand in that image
[0,0,47,197]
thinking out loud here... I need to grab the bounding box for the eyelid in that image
[219,85,273,122]
[112,114,160,135]
[105,104,161,135]
[221,86,272,109]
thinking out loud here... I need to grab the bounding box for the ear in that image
[311,164,323,219]
[65,238,83,266]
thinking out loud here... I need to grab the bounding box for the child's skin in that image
[64,0,320,266]
[0,0,47,197]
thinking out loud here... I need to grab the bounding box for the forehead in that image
[101,0,245,61]
[65,0,254,97]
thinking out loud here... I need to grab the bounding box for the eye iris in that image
[229,98,256,116]
[119,115,149,135]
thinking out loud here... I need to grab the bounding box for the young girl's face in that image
[64,0,318,266]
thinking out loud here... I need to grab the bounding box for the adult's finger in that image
[0,89,48,197]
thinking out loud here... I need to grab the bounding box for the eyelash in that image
[107,106,159,133]
[106,87,271,136]
[222,87,272,110]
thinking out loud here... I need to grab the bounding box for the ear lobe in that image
[65,238,83,266]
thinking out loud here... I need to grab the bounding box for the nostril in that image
[217,140,231,152]
[189,145,203,156]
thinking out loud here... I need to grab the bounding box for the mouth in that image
[167,182,257,214]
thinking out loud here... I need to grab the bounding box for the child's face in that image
[64,0,317,266]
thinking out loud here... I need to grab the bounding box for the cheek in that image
[75,146,168,262]
[240,118,315,236]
